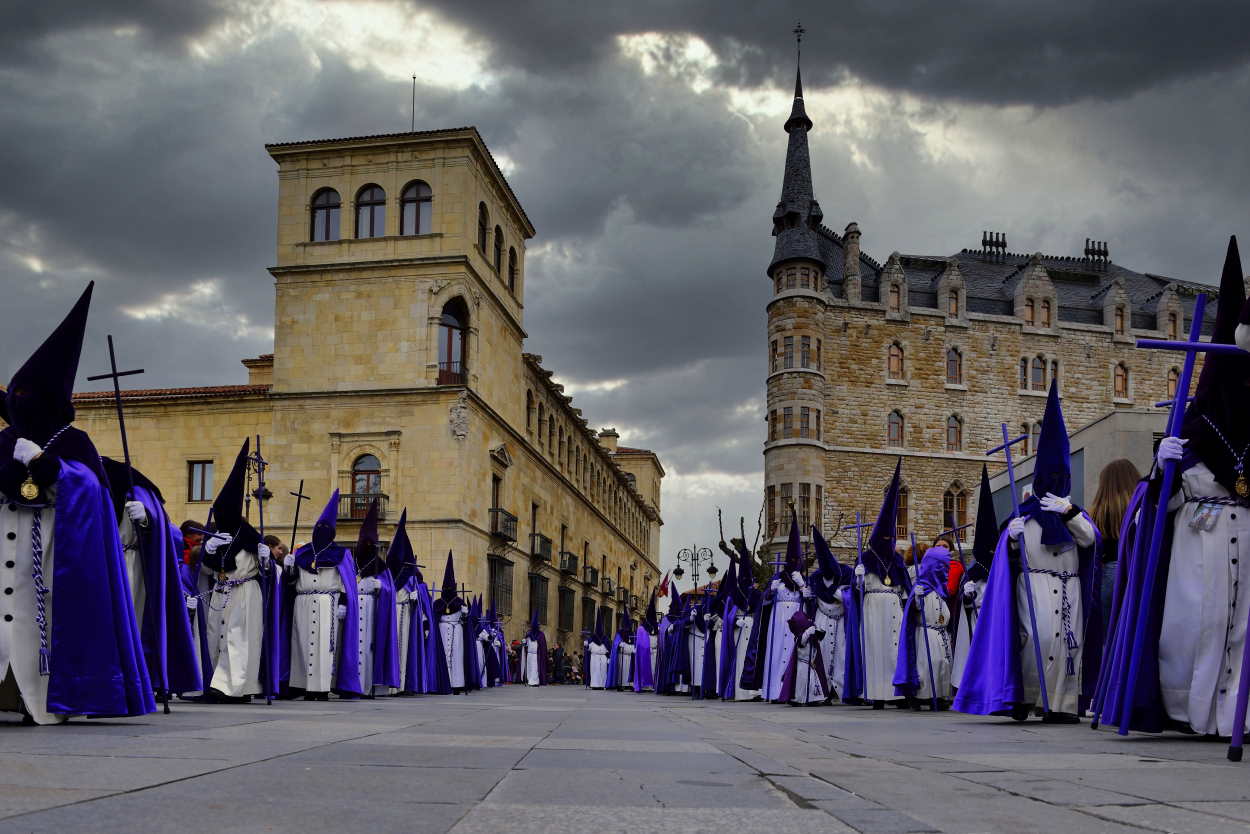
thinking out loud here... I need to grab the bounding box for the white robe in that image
[1015,511,1095,715]
[476,629,492,688]
[762,580,804,702]
[119,515,147,624]
[733,612,759,700]
[616,641,635,689]
[439,609,466,690]
[861,573,904,702]
[392,586,412,694]
[289,565,343,693]
[520,636,542,686]
[588,640,609,688]
[790,625,828,705]
[202,550,265,698]
[906,589,953,702]
[952,579,985,690]
[0,496,63,724]
[1160,462,1250,735]
[814,593,847,699]
[704,615,723,694]
[357,577,383,695]
[687,616,707,693]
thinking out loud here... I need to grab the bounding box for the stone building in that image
[70,127,664,650]
[764,64,1212,561]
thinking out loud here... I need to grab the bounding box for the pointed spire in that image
[784,22,813,134]
[3,282,93,440]
[770,24,824,274]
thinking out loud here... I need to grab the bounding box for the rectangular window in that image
[188,461,213,502]
[1041,300,1052,327]
[1019,358,1028,390]
[800,336,811,368]
[1050,360,1060,388]
[786,268,797,290]
[815,410,822,441]
[558,586,575,633]
[1115,306,1125,335]
[800,407,810,438]
[948,291,959,318]
[783,336,794,370]
[782,407,794,438]
[780,483,793,534]
[770,340,778,373]
[896,489,909,540]
[769,410,778,442]
[528,573,550,625]
[581,596,596,634]
[814,485,822,528]
[766,485,776,540]
[1024,298,1035,326]
[815,339,822,371]
[888,284,901,312]
[488,555,514,617]
[799,483,811,531]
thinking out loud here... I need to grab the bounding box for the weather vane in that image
[793,21,805,47]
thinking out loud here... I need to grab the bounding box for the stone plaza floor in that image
[4,686,1250,833]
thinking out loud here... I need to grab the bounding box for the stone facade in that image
[72,127,663,651]
[763,70,1209,562]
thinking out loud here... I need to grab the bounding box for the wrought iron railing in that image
[437,361,466,385]
[559,551,578,575]
[337,492,388,521]
[583,565,599,587]
[489,508,518,542]
[530,532,553,562]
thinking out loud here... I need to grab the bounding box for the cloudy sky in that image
[2,1,1248,577]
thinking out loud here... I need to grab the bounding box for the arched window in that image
[1020,423,1031,456]
[438,297,468,385]
[1114,362,1130,399]
[310,188,341,242]
[477,202,489,253]
[888,343,905,379]
[1041,299,1052,328]
[351,454,382,519]
[896,484,909,539]
[400,180,433,235]
[537,404,546,447]
[887,410,904,447]
[1114,306,1126,335]
[887,283,902,312]
[943,484,969,529]
[1167,312,1179,340]
[1031,356,1046,391]
[558,427,565,469]
[947,290,959,318]
[1051,360,1060,388]
[1019,358,1028,390]
[508,247,518,293]
[946,347,962,385]
[1167,367,1180,399]
[526,390,534,434]
[1030,422,1042,453]
[1024,298,1035,326]
[946,415,963,452]
[493,225,503,272]
[355,184,385,238]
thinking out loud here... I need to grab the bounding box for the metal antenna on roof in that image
[410,75,416,132]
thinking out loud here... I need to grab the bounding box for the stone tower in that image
[764,58,829,562]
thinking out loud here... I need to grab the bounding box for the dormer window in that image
[1114,362,1130,398]
[1040,299,1052,328]
[1167,367,1180,399]
[1167,312,1179,340]
[1114,306,1126,335]
[888,283,901,312]
[947,290,960,318]
[1024,298,1035,326]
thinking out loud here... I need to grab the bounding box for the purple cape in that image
[717,599,739,699]
[951,517,1101,715]
[372,569,401,689]
[778,612,830,703]
[47,460,156,717]
[607,632,632,690]
[699,617,718,699]
[130,485,200,695]
[528,629,549,685]
[281,547,361,696]
[405,582,442,693]
[839,584,865,702]
[633,626,655,691]
[739,587,774,692]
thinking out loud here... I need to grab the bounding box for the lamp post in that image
[672,544,718,593]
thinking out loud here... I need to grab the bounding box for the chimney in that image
[843,222,862,302]
[598,428,619,453]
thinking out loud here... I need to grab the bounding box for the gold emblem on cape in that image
[1237,474,1249,499]
[19,477,39,501]
[883,576,892,586]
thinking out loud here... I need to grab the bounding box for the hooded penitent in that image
[1182,236,1250,496]
[386,509,418,588]
[966,465,999,583]
[894,544,953,697]
[358,498,400,689]
[633,592,658,692]
[1021,380,1074,546]
[0,282,156,719]
[862,459,909,588]
[294,490,347,571]
[435,552,463,615]
[812,525,852,603]
[355,499,383,576]
[203,440,261,571]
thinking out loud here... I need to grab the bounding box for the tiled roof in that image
[74,384,270,403]
[614,446,656,455]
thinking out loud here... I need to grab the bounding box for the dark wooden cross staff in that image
[246,436,275,706]
[289,480,310,554]
[87,336,173,714]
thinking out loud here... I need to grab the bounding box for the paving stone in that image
[1078,803,1250,833]
[825,807,940,833]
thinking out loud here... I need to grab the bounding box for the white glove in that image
[336,604,348,620]
[1156,436,1186,466]
[257,543,271,563]
[203,533,233,555]
[1007,517,1026,541]
[283,554,295,570]
[124,500,148,525]
[13,438,41,465]
[854,564,866,578]
[185,595,198,610]
[790,571,805,587]
[1039,493,1072,515]
[963,582,977,600]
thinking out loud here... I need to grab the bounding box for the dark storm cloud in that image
[412,0,1250,106]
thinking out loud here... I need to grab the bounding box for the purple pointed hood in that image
[967,465,998,582]
[2,282,92,442]
[783,511,803,576]
[862,459,906,584]
[916,544,952,597]
[1021,380,1073,546]
[592,606,607,644]
[528,607,541,639]
[355,498,381,573]
[643,592,658,630]
[211,439,250,531]
[440,552,459,603]
[311,489,339,551]
[668,583,684,619]
[811,525,849,602]
[385,508,418,585]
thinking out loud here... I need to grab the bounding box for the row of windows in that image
[769,335,823,373]
[476,202,519,294]
[766,481,971,542]
[310,182,433,242]
[773,264,824,294]
[767,407,823,442]
[886,343,966,385]
[523,391,648,548]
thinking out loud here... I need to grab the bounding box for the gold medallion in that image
[19,477,38,501]
[884,577,892,586]
[1238,475,1249,499]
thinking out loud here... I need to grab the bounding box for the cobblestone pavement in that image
[3,687,1250,833]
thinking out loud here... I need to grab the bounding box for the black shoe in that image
[872,700,885,710]
[1041,711,1081,725]
[1010,703,1032,722]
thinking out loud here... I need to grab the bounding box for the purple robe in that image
[717,599,739,700]
[778,611,830,704]
[633,626,656,691]
[372,569,401,689]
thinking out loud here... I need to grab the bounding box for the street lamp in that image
[672,544,717,591]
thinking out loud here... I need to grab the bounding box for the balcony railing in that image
[489,508,518,542]
[338,492,388,522]
[617,587,629,604]
[630,594,640,609]
[530,532,553,563]
[583,565,599,587]
[559,551,578,575]
[603,577,615,595]
[437,361,466,385]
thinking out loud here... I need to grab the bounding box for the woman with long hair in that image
[1089,458,1143,617]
